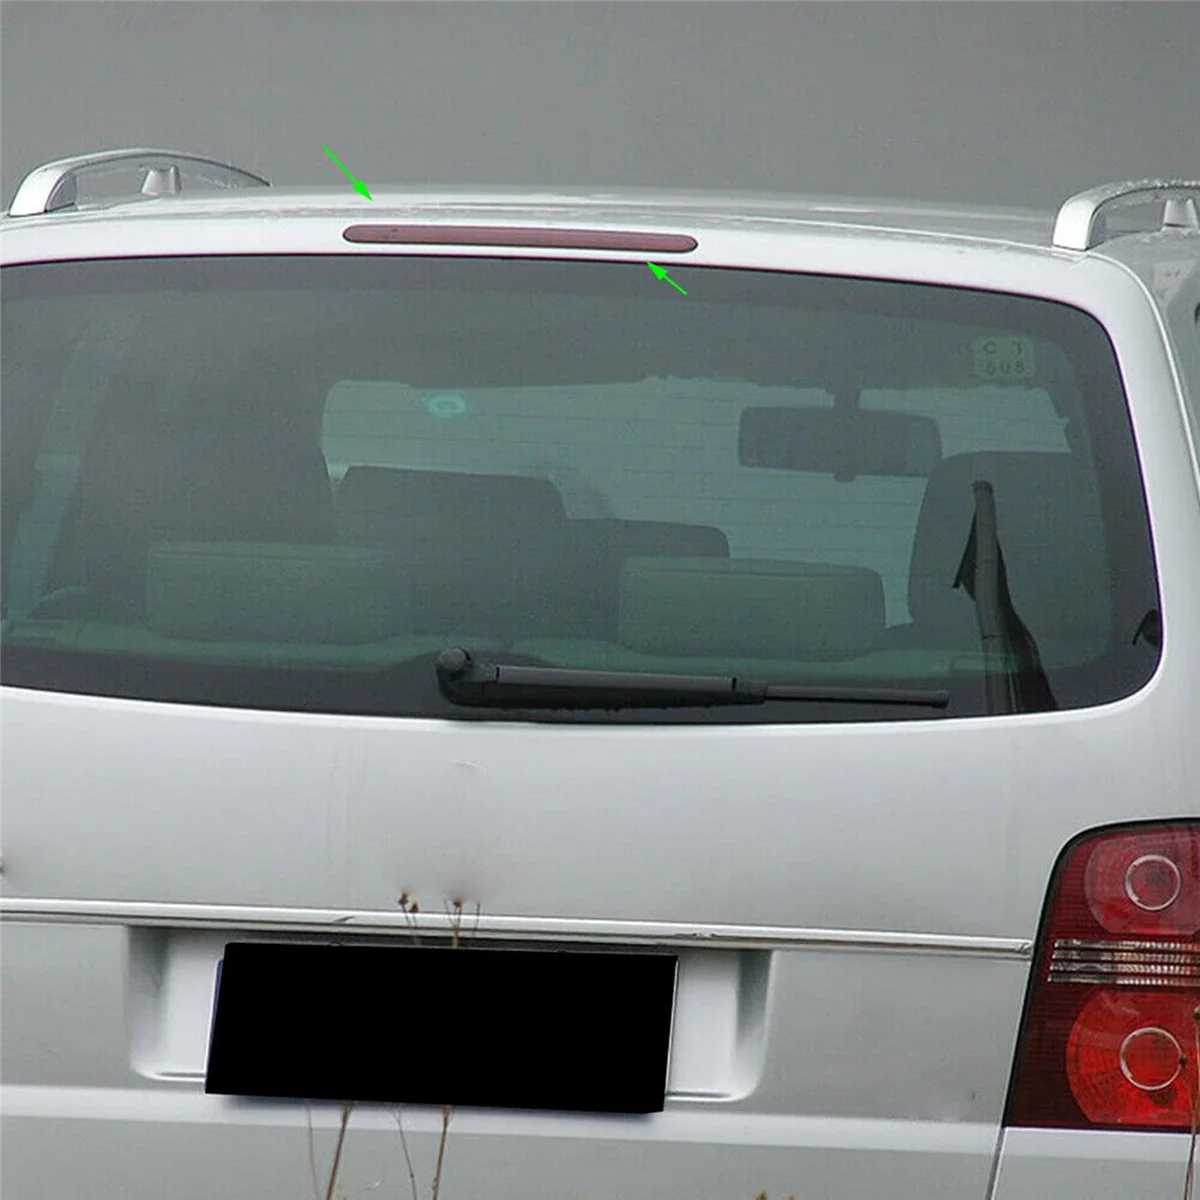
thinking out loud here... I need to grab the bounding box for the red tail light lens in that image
[1084,828,1200,934]
[1005,821,1200,1132]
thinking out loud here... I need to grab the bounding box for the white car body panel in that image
[992,1128,1194,1199]
[3,183,1198,1198]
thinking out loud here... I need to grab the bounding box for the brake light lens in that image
[1085,829,1200,933]
[1005,821,1200,1131]
[342,225,699,252]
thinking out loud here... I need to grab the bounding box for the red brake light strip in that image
[342,225,699,252]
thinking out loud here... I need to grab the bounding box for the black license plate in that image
[205,942,677,1114]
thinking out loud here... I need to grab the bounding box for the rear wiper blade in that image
[434,648,949,710]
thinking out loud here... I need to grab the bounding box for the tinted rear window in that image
[0,256,1160,722]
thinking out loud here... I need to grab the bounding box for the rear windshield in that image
[0,256,1160,723]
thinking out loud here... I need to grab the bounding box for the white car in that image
[2,149,1198,1200]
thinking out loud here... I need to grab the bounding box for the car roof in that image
[2,183,1056,249]
[5,157,1197,315]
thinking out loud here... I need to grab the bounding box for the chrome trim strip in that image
[0,897,1031,957]
[1054,937,1200,953]
[1052,179,1200,251]
[1049,974,1200,987]
[1048,935,1200,984]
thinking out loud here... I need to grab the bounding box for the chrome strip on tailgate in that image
[0,897,1032,957]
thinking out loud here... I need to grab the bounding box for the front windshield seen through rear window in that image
[0,256,1159,722]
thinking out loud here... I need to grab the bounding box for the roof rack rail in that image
[1052,179,1200,251]
[6,148,270,217]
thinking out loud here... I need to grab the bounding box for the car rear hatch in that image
[2,240,1192,1200]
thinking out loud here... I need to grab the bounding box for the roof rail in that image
[1052,179,1200,251]
[7,148,270,217]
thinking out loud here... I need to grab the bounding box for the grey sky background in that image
[2,1,1198,211]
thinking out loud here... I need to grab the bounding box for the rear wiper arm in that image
[953,479,1057,715]
[434,648,948,710]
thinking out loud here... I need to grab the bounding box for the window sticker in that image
[973,336,1036,383]
[421,392,471,418]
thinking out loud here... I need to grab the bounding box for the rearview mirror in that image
[738,407,942,479]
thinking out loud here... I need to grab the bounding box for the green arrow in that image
[647,261,687,295]
[323,145,372,200]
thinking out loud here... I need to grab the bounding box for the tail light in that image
[1005,821,1200,1131]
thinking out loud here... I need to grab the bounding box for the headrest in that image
[145,542,405,644]
[619,556,885,661]
[908,451,1111,652]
